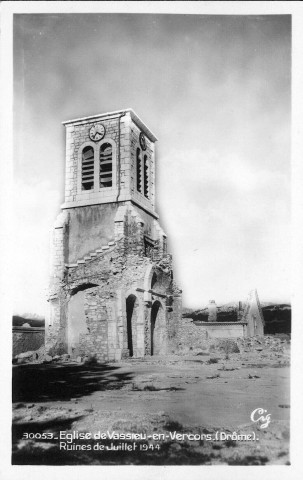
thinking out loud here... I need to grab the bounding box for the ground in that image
[12,336,290,465]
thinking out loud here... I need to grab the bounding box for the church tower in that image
[47,109,182,361]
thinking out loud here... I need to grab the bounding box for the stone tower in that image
[47,109,182,361]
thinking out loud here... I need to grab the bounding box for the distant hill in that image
[182,305,238,322]
[13,315,45,328]
[182,303,291,334]
[262,304,291,334]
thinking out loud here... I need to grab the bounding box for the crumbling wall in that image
[47,193,181,361]
[47,237,180,361]
[78,290,111,361]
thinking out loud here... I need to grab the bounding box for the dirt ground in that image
[12,336,290,465]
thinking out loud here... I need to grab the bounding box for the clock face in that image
[89,124,105,142]
[139,132,147,151]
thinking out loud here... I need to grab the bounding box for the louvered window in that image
[136,148,142,193]
[100,143,112,188]
[81,146,94,190]
[144,155,149,198]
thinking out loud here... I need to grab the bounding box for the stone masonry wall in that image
[64,115,121,205]
[174,319,248,353]
[78,290,110,361]
[63,111,157,210]
[198,323,246,338]
[173,318,209,353]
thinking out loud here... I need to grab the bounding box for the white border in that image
[1,2,303,480]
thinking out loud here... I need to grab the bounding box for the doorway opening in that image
[126,294,138,357]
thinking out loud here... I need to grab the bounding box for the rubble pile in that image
[12,334,290,366]
[237,335,290,353]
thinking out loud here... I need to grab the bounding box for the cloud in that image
[13,180,60,315]
[157,147,290,306]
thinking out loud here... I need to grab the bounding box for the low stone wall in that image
[193,321,247,338]
[13,327,45,357]
[173,319,248,353]
[173,318,208,352]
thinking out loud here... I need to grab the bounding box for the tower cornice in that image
[62,108,158,143]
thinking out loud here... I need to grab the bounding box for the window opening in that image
[144,155,149,198]
[100,143,112,188]
[136,148,142,193]
[81,146,94,190]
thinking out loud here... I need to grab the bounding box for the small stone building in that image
[46,109,182,361]
[192,289,265,338]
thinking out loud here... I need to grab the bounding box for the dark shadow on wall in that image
[12,363,134,403]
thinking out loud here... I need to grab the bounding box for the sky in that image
[13,13,291,315]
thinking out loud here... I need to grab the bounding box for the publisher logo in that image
[250,408,271,429]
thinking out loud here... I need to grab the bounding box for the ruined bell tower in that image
[47,109,182,361]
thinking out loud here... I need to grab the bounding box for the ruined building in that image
[192,289,265,338]
[46,109,182,361]
[239,289,265,337]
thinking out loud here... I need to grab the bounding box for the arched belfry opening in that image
[81,146,94,191]
[150,300,166,356]
[126,294,139,357]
